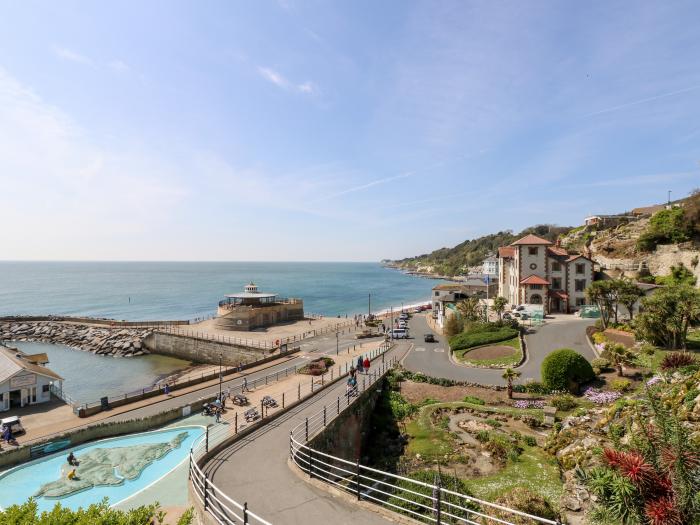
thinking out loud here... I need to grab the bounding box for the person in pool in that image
[67,452,79,466]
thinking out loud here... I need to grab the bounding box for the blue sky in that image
[1,1,699,261]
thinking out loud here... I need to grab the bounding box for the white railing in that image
[187,341,393,524]
[288,366,561,525]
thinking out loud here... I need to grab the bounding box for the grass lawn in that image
[688,329,700,350]
[455,336,522,367]
[468,445,563,508]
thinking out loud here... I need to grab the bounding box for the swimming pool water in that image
[0,426,204,512]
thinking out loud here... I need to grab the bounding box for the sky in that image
[1,0,699,262]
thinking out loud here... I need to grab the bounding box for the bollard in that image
[337,396,340,414]
[298,383,301,400]
[323,405,327,426]
[282,392,285,408]
[331,368,333,380]
[261,400,264,419]
[235,412,238,434]
[321,373,324,386]
[305,417,309,442]
[243,502,249,525]
[206,426,209,452]
[311,378,314,393]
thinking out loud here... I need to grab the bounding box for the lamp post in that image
[218,353,223,401]
[336,331,339,356]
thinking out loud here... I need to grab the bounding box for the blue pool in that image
[0,426,205,512]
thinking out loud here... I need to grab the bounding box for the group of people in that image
[346,355,371,395]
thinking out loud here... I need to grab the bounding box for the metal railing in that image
[289,369,560,525]
[187,341,393,525]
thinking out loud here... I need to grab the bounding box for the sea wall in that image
[143,331,269,365]
[0,321,152,357]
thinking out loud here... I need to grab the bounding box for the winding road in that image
[401,314,595,384]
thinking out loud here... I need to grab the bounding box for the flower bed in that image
[582,387,621,404]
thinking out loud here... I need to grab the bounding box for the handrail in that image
[288,365,560,525]
[187,341,393,525]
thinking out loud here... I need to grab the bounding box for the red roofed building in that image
[498,234,594,314]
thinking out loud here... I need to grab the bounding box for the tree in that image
[616,280,645,321]
[502,367,521,399]
[456,296,480,322]
[635,284,700,349]
[586,280,616,329]
[604,342,635,376]
[492,296,508,321]
[444,314,464,337]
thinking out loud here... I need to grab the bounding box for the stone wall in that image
[308,378,383,463]
[214,301,304,331]
[143,331,268,366]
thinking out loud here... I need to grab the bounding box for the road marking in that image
[434,348,444,353]
[414,347,425,352]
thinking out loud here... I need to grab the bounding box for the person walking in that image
[363,356,370,373]
[215,409,221,423]
[243,376,248,393]
[164,383,170,396]
[349,364,356,379]
[356,356,364,374]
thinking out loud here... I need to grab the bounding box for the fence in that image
[188,341,393,525]
[289,375,561,525]
[156,319,357,350]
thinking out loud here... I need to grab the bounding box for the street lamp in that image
[336,331,339,356]
[218,353,223,401]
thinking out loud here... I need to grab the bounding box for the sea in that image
[0,262,438,402]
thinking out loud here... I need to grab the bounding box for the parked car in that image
[1,415,25,436]
[502,312,513,320]
[424,333,436,343]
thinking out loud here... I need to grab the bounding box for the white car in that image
[1,415,25,435]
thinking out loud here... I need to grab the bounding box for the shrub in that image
[463,395,486,405]
[485,418,502,428]
[591,357,610,371]
[444,314,464,337]
[493,488,559,524]
[388,391,416,420]
[523,435,537,447]
[522,381,550,394]
[551,393,578,411]
[592,332,608,345]
[660,352,697,370]
[541,349,596,393]
[475,430,490,443]
[418,397,440,407]
[610,378,632,392]
[449,325,518,352]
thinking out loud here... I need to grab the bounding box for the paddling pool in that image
[0,425,205,512]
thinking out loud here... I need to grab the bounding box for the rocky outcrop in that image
[0,321,152,357]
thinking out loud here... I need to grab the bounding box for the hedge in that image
[449,326,518,352]
[541,348,595,392]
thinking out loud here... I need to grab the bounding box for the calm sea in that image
[0,262,437,320]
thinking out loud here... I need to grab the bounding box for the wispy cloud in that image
[584,84,700,118]
[52,45,92,65]
[257,66,289,89]
[297,81,317,94]
[108,60,129,73]
[312,172,412,202]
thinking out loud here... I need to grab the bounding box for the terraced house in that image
[498,234,594,314]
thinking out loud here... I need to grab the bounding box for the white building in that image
[0,345,63,412]
[498,234,594,314]
[482,256,499,277]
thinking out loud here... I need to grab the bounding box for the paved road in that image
[102,328,384,424]
[203,343,410,525]
[401,314,594,384]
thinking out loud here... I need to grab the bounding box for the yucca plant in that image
[659,352,697,371]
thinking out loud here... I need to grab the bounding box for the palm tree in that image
[605,342,634,376]
[493,296,508,322]
[502,368,521,399]
[456,296,480,321]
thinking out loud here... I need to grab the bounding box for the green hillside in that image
[391,224,573,277]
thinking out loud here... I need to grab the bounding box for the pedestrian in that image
[349,365,356,379]
[225,387,231,400]
[243,376,248,392]
[164,383,170,396]
[215,409,221,423]
[356,356,364,374]
[363,356,370,373]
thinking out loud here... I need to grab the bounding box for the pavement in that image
[202,343,411,525]
[401,314,595,384]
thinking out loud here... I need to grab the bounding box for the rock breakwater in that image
[0,321,152,357]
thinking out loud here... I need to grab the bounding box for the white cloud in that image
[52,45,92,65]
[108,60,129,73]
[297,81,317,95]
[257,66,289,89]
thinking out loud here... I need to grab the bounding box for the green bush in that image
[637,207,691,252]
[541,349,595,393]
[610,378,632,392]
[591,357,610,371]
[388,391,416,420]
[463,395,486,405]
[476,430,490,442]
[449,325,518,352]
[551,393,578,411]
[522,435,537,447]
[485,418,502,428]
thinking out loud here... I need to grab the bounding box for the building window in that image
[528,247,538,255]
[42,384,50,393]
[530,284,543,290]
[576,298,586,306]
[576,263,585,274]
[530,294,542,304]
[435,291,439,296]
[552,262,561,272]
[552,277,562,289]
[575,279,586,292]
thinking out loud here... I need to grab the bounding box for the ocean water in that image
[0,262,436,321]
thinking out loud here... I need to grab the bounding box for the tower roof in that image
[511,234,553,246]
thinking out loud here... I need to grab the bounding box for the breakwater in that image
[0,321,152,357]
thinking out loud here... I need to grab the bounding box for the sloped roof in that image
[520,275,550,285]
[24,353,49,365]
[547,246,569,257]
[0,346,63,383]
[498,246,516,258]
[566,254,593,263]
[511,234,552,246]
